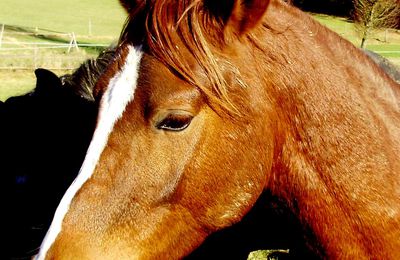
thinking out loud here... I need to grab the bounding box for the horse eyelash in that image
[156,114,193,131]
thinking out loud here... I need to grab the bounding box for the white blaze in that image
[36,45,143,259]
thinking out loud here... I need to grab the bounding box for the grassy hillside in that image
[314,14,400,66]
[0,71,42,100]
[0,0,128,101]
[0,0,126,37]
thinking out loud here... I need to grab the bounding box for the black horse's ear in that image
[205,0,270,35]
[119,0,133,12]
[119,0,146,13]
[34,68,62,94]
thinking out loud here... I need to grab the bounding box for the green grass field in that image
[0,71,37,101]
[0,0,128,100]
[314,14,400,65]
[0,0,126,39]
[0,4,399,101]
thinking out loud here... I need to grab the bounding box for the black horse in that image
[1,49,114,259]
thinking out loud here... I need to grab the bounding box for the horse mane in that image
[61,48,116,101]
[120,0,246,115]
[119,0,399,116]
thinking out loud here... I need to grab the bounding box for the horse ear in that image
[119,0,133,12]
[34,68,62,94]
[119,0,145,13]
[205,0,270,35]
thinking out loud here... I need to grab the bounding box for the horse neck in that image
[252,1,400,258]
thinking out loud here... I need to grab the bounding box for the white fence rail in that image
[0,43,109,70]
[0,42,108,51]
[0,25,111,71]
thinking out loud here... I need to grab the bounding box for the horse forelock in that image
[61,48,116,101]
[120,0,246,115]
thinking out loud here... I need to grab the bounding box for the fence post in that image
[67,32,79,53]
[0,24,4,49]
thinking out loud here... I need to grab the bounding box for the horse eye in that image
[156,113,193,132]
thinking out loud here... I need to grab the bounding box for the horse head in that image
[37,0,400,259]
[38,0,276,258]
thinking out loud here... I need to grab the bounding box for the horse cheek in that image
[182,121,268,230]
[212,124,273,227]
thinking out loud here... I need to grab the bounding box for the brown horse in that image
[37,0,400,259]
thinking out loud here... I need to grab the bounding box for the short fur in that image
[40,0,400,259]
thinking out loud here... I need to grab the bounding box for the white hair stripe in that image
[36,45,143,259]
